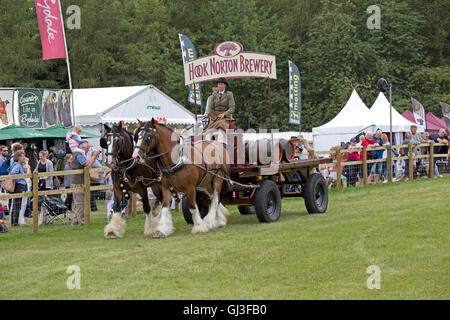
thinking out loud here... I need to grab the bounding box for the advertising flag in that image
[35,0,66,60]
[441,102,450,132]
[411,97,426,128]
[178,34,202,106]
[288,61,301,125]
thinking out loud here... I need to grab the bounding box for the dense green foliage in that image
[0,0,448,130]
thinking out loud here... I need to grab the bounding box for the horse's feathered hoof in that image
[152,231,166,239]
[105,231,122,239]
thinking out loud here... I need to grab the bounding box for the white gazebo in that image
[312,90,375,151]
[369,92,424,144]
[73,85,195,150]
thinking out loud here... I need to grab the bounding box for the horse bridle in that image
[104,131,136,171]
[135,124,179,161]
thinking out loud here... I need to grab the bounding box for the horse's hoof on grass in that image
[105,232,122,239]
[152,231,166,239]
[191,224,209,234]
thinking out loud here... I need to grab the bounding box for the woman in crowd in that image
[9,151,30,227]
[34,150,54,191]
[63,154,73,211]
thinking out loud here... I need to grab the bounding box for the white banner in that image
[184,41,276,86]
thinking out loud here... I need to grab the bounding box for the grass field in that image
[1,176,449,300]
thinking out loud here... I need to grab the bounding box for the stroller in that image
[38,195,71,225]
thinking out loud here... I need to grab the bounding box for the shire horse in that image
[101,122,162,239]
[132,119,231,238]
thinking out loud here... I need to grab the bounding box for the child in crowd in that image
[66,125,87,154]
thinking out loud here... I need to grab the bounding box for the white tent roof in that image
[73,85,195,126]
[369,92,424,132]
[312,90,376,151]
[313,89,374,135]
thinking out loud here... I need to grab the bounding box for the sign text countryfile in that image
[184,41,276,86]
[18,89,44,128]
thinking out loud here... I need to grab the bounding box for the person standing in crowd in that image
[34,151,54,191]
[432,128,448,177]
[71,142,100,226]
[9,151,29,227]
[371,129,384,184]
[400,132,413,181]
[0,145,8,167]
[63,154,73,211]
[90,155,105,212]
[359,132,378,184]
[10,143,24,166]
[345,138,360,186]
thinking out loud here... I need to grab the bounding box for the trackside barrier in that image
[0,167,137,232]
[296,141,449,190]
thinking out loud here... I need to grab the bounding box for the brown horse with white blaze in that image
[133,119,230,238]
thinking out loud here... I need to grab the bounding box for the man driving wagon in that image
[203,77,235,132]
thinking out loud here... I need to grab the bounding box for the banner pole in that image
[58,0,75,126]
[193,82,197,133]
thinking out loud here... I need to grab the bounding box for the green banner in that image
[18,88,44,128]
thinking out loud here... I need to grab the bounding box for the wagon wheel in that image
[181,195,209,224]
[304,173,328,214]
[254,180,281,223]
[238,205,256,215]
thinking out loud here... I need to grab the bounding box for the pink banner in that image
[35,0,66,60]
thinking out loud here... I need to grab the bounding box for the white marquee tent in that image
[368,92,424,144]
[312,90,376,151]
[73,85,195,150]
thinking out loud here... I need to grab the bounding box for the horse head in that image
[103,122,133,168]
[133,118,158,164]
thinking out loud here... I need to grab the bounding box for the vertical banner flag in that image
[18,89,44,128]
[0,90,15,129]
[441,102,450,132]
[35,0,66,60]
[178,34,202,106]
[288,60,301,125]
[411,97,426,128]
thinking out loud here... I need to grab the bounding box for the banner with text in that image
[183,41,276,86]
[288,61,301,126]
[179,34,202,106]
[441,102,450,132]
[411,97,426,128]
[18,89,44,128]
[0,90,15,129]
[35,0,66,60]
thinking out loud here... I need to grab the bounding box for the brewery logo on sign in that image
[18,89,43,128]
[214,41,243,58]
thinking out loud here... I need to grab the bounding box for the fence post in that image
[387,144,392,183]
[131,193,137,217]
[429,141,434,178]
[363,146,368,186]
[336,149,342,190]
[84,166,91,225]
[408,143,413,180]
[32,172,39,233]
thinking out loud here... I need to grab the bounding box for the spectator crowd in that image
[324,125,449,187]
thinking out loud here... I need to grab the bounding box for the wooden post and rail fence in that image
[296,141,450,189]
[0,142,448,232]
[0,167,139,233]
